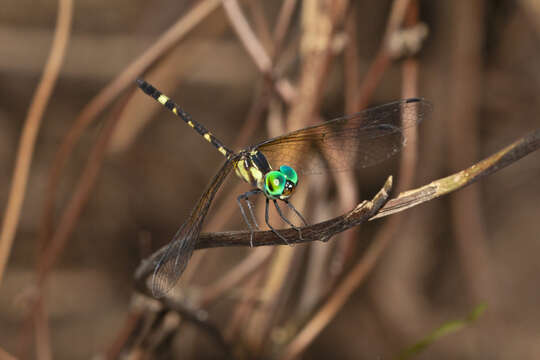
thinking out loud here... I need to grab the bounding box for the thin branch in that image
[103,308,144,360]
[0,346,17,360]
[0,0,73,286]
[222,0,296,103]
[200,246,274,305]
[246,0,274,52]
[447,0,493,304]
[134,176,392,290]
[355,0,411,110]
[272,0,298,58]
[327,2,361,284]
[344,4,360,114]
[223,0,272,72]
[371,130,540,220]
[519,0,540,37]
[26,92,133,359]
[103,295,233,359]
[160,298,234,359]
[36,92,132,282]
[34,295,52,360]
[224,269,264,341]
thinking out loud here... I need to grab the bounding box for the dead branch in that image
[135,128,540,295]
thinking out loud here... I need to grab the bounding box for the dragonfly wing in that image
[151,159,235,297]
[255,98,432,175]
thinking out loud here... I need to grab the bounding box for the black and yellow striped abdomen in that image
[137,79,233,159]
[137,80,278,190]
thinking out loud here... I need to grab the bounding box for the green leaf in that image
[396,303,487,360]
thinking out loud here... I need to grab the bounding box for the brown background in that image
[1,0,540,359]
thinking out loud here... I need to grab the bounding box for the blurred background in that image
[1,0,540,359]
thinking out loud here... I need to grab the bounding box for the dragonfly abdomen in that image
[136,79,233,159]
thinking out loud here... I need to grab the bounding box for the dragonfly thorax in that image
[234,150,272,187]
[234,150,298,200]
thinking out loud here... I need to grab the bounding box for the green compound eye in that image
[279,165,298,185]
[265,171,286,197]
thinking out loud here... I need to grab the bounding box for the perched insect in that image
[136,79,431,297]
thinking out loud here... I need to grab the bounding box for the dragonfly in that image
[136,79,431,297]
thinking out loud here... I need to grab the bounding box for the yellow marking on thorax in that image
[250,167,263,182]
[235,161,252,183]
[157,94,169,105]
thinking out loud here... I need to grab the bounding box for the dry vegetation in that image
[1,0,540,359]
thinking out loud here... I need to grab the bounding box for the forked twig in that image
[370,129,540,219]
[135,128,540,293]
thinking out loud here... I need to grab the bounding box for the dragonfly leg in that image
[244,191,262,230]
[265,198,292,246]
[237,189,262,247]
[273,200,304,241]
[283,200,308,226]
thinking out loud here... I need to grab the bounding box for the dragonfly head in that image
[264,165,298,200]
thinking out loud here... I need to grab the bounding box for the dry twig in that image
[0,0,73,286]
[134,176,392,293]
[134,128,540,300]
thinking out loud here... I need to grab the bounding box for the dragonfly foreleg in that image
[265,198,292,246]
[237,189,262,247]
[273,200,304,241]
[283,199,308,226]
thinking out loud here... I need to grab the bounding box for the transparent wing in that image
[255,98,432,175]
[151,159,235,297]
